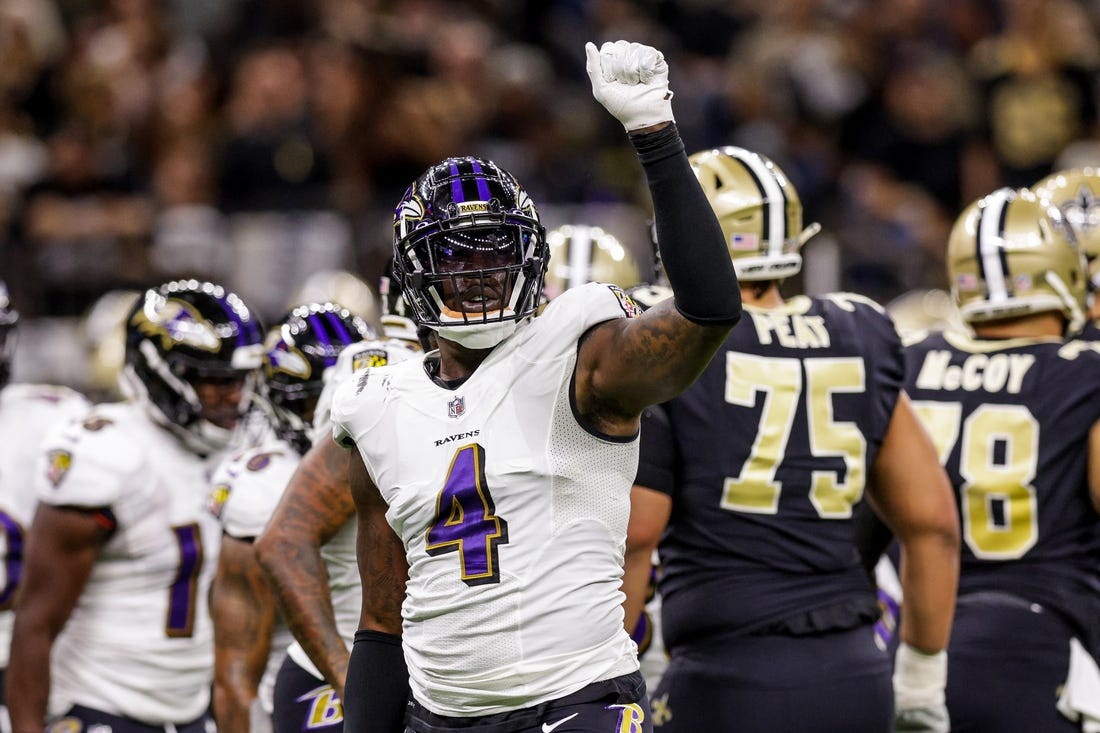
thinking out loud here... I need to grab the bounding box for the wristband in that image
[893,642,947,710]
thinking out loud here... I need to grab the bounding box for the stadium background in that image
[3,0,1098,395]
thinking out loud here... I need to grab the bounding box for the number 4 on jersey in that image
[426,444,509,586]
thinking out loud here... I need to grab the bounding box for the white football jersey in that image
[288,338,420,680]
[0,383,90,668]
[209,438,299,714]
[332,283,642,716]
[36,401,222,724]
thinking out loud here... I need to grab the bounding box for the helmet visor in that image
[427,227,523,273]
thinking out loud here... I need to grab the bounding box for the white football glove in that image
[893,643,949,732]
[584,40,674,132]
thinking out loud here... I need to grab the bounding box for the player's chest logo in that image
[448,395,466,419]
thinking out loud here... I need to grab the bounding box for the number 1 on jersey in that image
[166,523,203,637]
[426,444,509,586]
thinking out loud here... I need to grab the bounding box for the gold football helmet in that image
[947,187,1086,332]
[1032,167,1100,271]
[688,146,820,281]
[543,224,643,301]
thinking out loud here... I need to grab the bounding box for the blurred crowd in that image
[4,0,1100,391]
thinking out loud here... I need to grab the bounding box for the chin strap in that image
[432,319,518,349]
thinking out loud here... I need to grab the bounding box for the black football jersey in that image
[1079,319,1100,342]
[639,294,904,646]
[904,330,1100,641]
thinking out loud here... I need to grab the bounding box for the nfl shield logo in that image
[448,396,466,418]
[46,449,72,487]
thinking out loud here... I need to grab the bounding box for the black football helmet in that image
[123,280,264,454]
[262,302,373,453]
[0,281,18,388]
[391,157,548,346]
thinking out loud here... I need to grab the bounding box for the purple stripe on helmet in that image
[324,311,354,345]
[215,296,257,347]
[308,313,334,358]
[470,160,492,201]
[449,162,465,203]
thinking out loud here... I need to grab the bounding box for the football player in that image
[257,221,646,732]
[324,40,742,733]
[209,302,373,733]
[254,334,419,733]
[905,187,1100,731]
[7,280,263,733]
[0,282,91,732]
[1032,167,1100,330]
[626,146,960,732]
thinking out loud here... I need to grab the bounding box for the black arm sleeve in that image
[344,630,409,733]
[631,124,741,325]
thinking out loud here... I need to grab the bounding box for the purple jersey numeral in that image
[0,510,25,608]
[425,444,509,586]
[166,523,203,637]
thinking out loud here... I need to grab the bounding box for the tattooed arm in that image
[255,438,355,698]
[575,297,732,437]
[210,535,276,733]
[348,445,407,632]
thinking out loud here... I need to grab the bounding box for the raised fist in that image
[585,40,675,132]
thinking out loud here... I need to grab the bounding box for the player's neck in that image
[972,312,1065,339]
[435,338,494,381]
[739,281,784,308]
